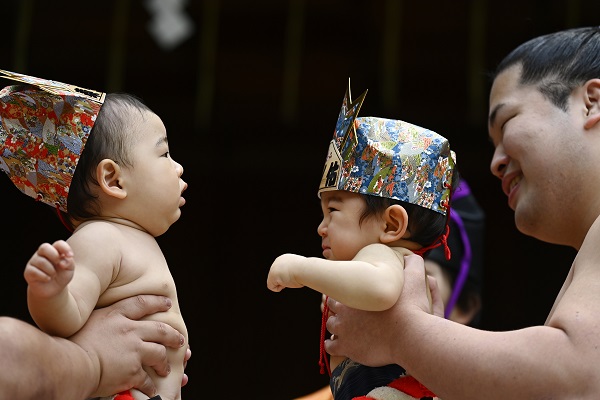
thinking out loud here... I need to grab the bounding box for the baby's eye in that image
[162,151,170,158]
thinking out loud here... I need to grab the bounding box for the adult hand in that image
[325,254,439,367]
[182,344,192,387]
[70,294,186,398]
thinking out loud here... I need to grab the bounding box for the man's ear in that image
[96,159,127,199]
[583,79,600,130]
[380,204,409,243]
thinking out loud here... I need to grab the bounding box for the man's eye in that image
[328,207,338,213]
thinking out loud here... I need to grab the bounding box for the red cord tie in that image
[413,224,451,261]
[55,204,74,233]
[440,223,451,260]
[319,296,331,376]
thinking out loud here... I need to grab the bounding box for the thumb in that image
[427,275,444,317]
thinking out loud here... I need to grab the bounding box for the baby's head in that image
[319,80,457,250]
[0,70,173,232]
[67,93,155,222]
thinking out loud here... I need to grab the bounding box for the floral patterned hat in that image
[0,69,105,212]
[318,79,456,216]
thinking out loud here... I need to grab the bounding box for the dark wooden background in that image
[0,1,590,398]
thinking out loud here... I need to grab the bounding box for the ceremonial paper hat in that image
[319,79,456,216]
[0,69,105,212]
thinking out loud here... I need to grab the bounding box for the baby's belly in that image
[143,307,188,340]
[97,275,188,340]
[98,287,187,339]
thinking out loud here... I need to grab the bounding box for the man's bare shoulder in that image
[546,216,600,347]
[540,224,600,392]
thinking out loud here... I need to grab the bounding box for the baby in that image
[267,80,456,399]
[0,70,188,400]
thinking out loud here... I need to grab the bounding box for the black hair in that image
[494,26,600,111]
[358,169,459,248]
[62,93,153,227]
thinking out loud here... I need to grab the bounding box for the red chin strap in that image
[55,205,74,233]
[413,223,451,261]
[36,193,74,233]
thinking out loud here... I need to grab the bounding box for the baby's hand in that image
[24,240,75,298]
[266,253,306,292]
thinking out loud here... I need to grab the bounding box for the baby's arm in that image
[25,228,114,337]
[24,240,87,336]
[267,243,405,311]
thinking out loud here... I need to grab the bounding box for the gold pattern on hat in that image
[319,78,367,196]
[0,69,106,104]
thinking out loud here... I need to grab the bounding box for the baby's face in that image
[317,190,383,261]
[119,111,187,236]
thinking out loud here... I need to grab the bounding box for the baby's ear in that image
[96,159,127,199]
[583,79,600,130]
[381,204,409,243]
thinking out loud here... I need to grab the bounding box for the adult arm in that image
[325,254,600,400]
[0,295,185,400]
[267,244,406,311]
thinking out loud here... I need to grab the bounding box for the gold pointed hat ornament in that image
[319,79,456,216]
[0,69,105,212]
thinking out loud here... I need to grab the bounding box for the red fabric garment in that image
[388,375,436,397]
[114,391,135,400]
[351,375,437,399]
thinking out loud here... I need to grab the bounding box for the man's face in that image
[487,64,584,246]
